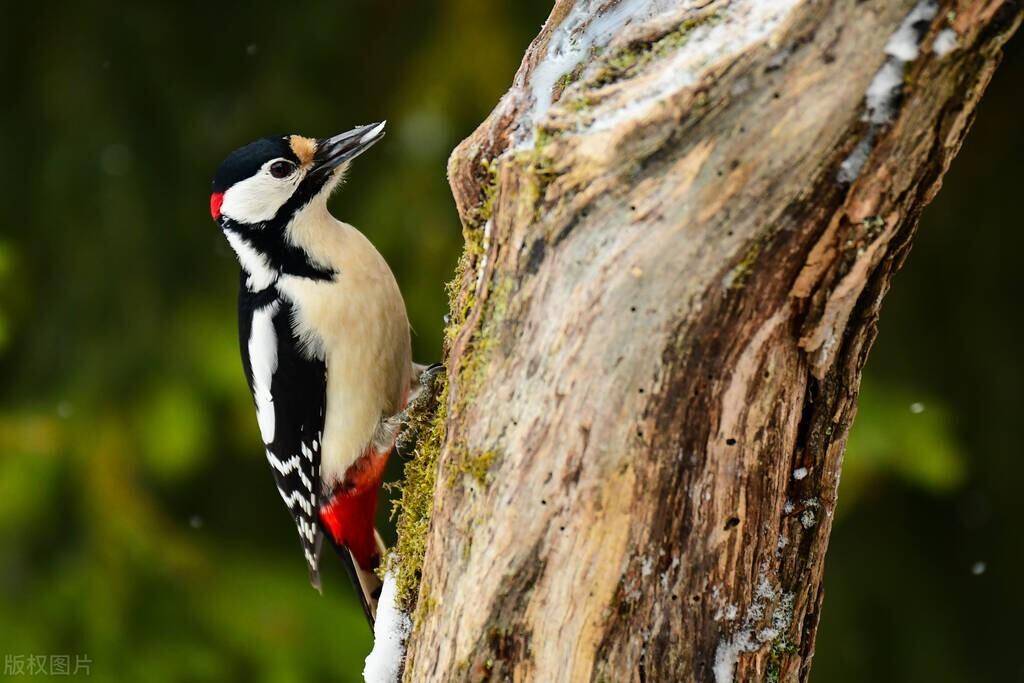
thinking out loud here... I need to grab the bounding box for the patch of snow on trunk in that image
[932,28,958,56]
[839,0,939,182]
[518,0,682,147]
[363,573,411,683]
[587,0,802,133]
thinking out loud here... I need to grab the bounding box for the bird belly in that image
[276,234,410,490]
[320,327,404,487]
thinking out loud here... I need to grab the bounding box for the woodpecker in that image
[210,122,419,623]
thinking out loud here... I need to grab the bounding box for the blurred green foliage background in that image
[0,2,1019,681]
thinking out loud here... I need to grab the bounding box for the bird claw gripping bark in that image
[393,363,445,457]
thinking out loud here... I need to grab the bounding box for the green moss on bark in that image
[388,155,505,611]
[447,449,498,487]
[387,377,448,610]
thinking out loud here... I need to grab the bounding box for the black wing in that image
[239,284,327,586]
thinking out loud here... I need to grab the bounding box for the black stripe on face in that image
[218,151,337,283]
[225,219,335,283]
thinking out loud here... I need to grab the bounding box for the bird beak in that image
[311,121,386,175]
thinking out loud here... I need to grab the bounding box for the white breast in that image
[277,206,411,487]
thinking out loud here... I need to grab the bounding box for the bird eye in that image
[269,160,294,178]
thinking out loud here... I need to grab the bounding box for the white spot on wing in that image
[277,486,313,515]
[250,301,280,443]
[267,450,300,474]
[266,449,314,492]
[297,517,317,543]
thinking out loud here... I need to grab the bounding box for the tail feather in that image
[320,524,387,627]
[351,531,386,618]
[319,456,387,567]
[316,449,392,628]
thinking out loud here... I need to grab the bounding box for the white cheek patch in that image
[249,300,280,444]
[220,164,301,223]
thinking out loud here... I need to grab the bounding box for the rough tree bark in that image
[392,1,1020,681]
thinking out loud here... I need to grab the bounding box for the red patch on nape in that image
[209,192,224,220]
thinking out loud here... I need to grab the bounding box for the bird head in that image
[210,121,385,226]
[210,122,386,287]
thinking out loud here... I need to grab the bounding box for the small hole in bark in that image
[716,170,723,177]
[726,438,737,446]
[541,499,547,505]
[739,126,746,133]
[630,306,637,312]
[773,91,781,99]
[638,388,644,394]
[560,526,565,531]
[689,594,698,603]
[764,370,770,378]
[729,159,740,170]
[630,205,636,211]
[725,516,741,530]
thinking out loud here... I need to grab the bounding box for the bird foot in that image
[391,362,445,456]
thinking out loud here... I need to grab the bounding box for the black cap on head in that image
[212,136,298,192]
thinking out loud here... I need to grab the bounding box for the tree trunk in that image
[393,1,1020,681]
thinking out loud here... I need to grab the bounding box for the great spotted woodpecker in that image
[210,122,422,623]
